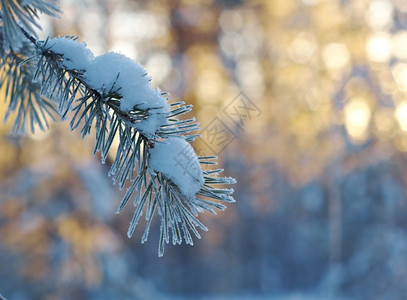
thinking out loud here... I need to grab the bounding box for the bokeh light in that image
[396,102,407,131]
[344,98,371,142]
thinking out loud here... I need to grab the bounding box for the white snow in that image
[84,52,148,97]
[148,136,204,197]
[84,52,169,136]
[48,37,94,71]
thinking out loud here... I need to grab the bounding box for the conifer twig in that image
[1,4,236,256]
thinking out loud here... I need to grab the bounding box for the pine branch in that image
[0,30,57,133]
[0,0,60,51]
[1,16,236,256]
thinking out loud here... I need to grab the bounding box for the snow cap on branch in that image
[48,37,94,70]
[85,52,166,110]
[84,52,169,136]
[47,38,169,136]
[148,136,204,198]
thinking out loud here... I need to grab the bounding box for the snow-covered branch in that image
[0,4,235,256]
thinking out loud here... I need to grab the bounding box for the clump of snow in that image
[84,52,148,97]
[48,37,94,71]
[134,89,169,135]
[84,52,169,136]
[148,136,204,198]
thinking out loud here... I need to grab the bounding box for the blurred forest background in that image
[2,0,407,299]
